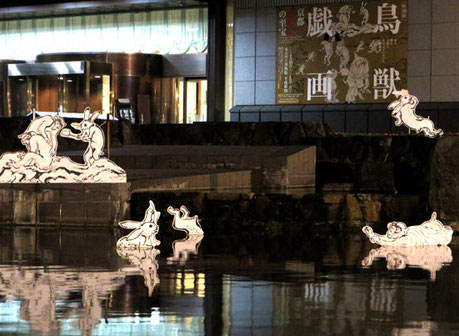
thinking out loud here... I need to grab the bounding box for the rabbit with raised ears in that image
[117,200,161,248]
[60,107,104,166]
[360,2,369,26]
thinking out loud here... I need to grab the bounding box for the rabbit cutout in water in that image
[117,200,161,248]
[60,107,104,166]
[167,205,204,236]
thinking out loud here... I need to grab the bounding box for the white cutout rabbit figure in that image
[167,205,204,236]
[388,89,443,138]
[60,107,104,166]
[117,200,161,248]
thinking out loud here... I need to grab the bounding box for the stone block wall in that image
[0,184,130,226]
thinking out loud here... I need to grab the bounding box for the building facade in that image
[230,0,459,133]
[0,0,226,124]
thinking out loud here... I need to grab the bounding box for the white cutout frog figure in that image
[167,205,204,236]
[362,212,453,246]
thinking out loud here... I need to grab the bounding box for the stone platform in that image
[0,145,315,226]
[0,183,130,226]
[61,145,316,192]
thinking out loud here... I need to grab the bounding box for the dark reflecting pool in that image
[0,228,458,335]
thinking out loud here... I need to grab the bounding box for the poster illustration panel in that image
[276,1,408,104]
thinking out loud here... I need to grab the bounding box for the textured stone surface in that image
[345,194,363,223]
[429,137,459,220]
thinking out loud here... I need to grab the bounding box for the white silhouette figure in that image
[336,40,350,69]
[325,69,339,103]
[167,235,204,265]
[0,108,126,183]
[362,245,453,280]
[305,51,316,62]
[295,63,305,76]
[117,200,161,248]
[388,89,443,138]
[360,1,369,26]
[320,40,333,66]
[362,212,453,246]
[167,205,204,236]
[60,107,104,166]
[13,115,66,171]
[117,247,161,296]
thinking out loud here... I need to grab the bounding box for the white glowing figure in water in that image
[117,200,161,248]
[388,89,443,138]
[0,107,126,183]
[362,245,453,280]
[167,235,204,265]
[362,212,453,246]
[167,205,204,236]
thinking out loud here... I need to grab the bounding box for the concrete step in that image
[59,145,316,192]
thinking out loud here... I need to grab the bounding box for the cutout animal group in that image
[117,200,204,249]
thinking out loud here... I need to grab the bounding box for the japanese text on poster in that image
[276,1,408,104]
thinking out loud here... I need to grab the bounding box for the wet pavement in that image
[0,228,458,335]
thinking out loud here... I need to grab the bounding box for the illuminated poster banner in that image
[276,1,408,104]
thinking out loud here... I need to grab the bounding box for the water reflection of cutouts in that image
[0,265,125,335]
[167,235,204,265]
[362,245,453,280]
[117,246,161,296]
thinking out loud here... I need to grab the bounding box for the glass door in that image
[184,78,207,123]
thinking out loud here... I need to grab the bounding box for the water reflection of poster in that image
[276,1,407,104]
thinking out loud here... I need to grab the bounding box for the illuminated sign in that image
[276,1,408,104]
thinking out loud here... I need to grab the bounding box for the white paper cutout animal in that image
[117,200,161,248]
[167,205,204,236]
[13,115,66,171]
[362,245,453,280]
[60,107,104,166]
[117,246,161,296]
[167,235,204,265]
[362,212,453,246]
[0,109,126,183]
[389,89,443,138]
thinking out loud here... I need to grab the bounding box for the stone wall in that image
[130,191,430,236]
[2,118,458,225]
